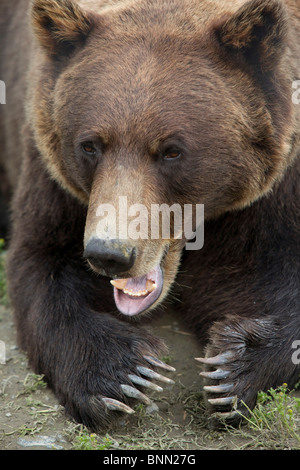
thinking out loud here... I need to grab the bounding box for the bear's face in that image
[30,0,293,316]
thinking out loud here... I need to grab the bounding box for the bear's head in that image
[30,0,295,316]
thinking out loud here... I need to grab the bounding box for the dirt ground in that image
[0,302,299,451]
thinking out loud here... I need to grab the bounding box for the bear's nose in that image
[84,238,136,276]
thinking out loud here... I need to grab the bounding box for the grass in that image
[70,412,202,451]
[229,383,300,449]
[22,374,48,395]
[73,432,114,450]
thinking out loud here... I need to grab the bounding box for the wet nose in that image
[84,238,136,275]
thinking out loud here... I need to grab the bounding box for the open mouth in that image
[111,265,163,316]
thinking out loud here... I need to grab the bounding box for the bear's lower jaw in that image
[111,265,164,316]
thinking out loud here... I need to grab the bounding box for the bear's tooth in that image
[110,279,128,290]
[112,279,157,295]
[146,280,157,293]
[122,288,150,297]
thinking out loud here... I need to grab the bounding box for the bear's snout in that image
[84,238,136,277]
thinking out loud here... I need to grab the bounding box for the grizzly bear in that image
[0,0,300,430]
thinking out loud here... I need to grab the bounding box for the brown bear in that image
[0,0,300,430]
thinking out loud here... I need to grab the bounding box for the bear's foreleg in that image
[6,143,174,429]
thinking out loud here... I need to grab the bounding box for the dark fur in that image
[0,0,300,429]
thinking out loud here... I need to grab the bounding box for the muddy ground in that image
[0,303,299,451]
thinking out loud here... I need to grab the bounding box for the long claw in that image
[203,384,234,394]
[213,410,241,420]
[128,374,163,392]
[200,369,230,380]
[208,396,237,407]
[121,384,152,405]
[137,366,175,384]
[144,356,176,372]
[195,351,234,366]
[102,397,135,414]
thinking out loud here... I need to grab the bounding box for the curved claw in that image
[102,397,135,414]
[203,384,234,394]
[200,369,230,380]
[121,384,152,405]
[128,374,163,392]
[208,396,237,407]
[195,351,234,366]
[137,366,175,385]
[144,355,176,372]
[213,410,241,421]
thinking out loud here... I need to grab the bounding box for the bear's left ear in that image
[31,0,96,57]
[214,0,288,73]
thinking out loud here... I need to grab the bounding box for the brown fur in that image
[0,0,299,429]
[32,0,95,54]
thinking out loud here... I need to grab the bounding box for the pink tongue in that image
[113,265,163,316]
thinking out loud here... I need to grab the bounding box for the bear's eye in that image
[163,149,182,161]
[81,141,97,156]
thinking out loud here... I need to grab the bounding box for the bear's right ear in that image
[31,0,96,57]
[213,0,288,73]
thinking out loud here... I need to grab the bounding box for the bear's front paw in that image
[195,316,285,426]
[58,323,176,430]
